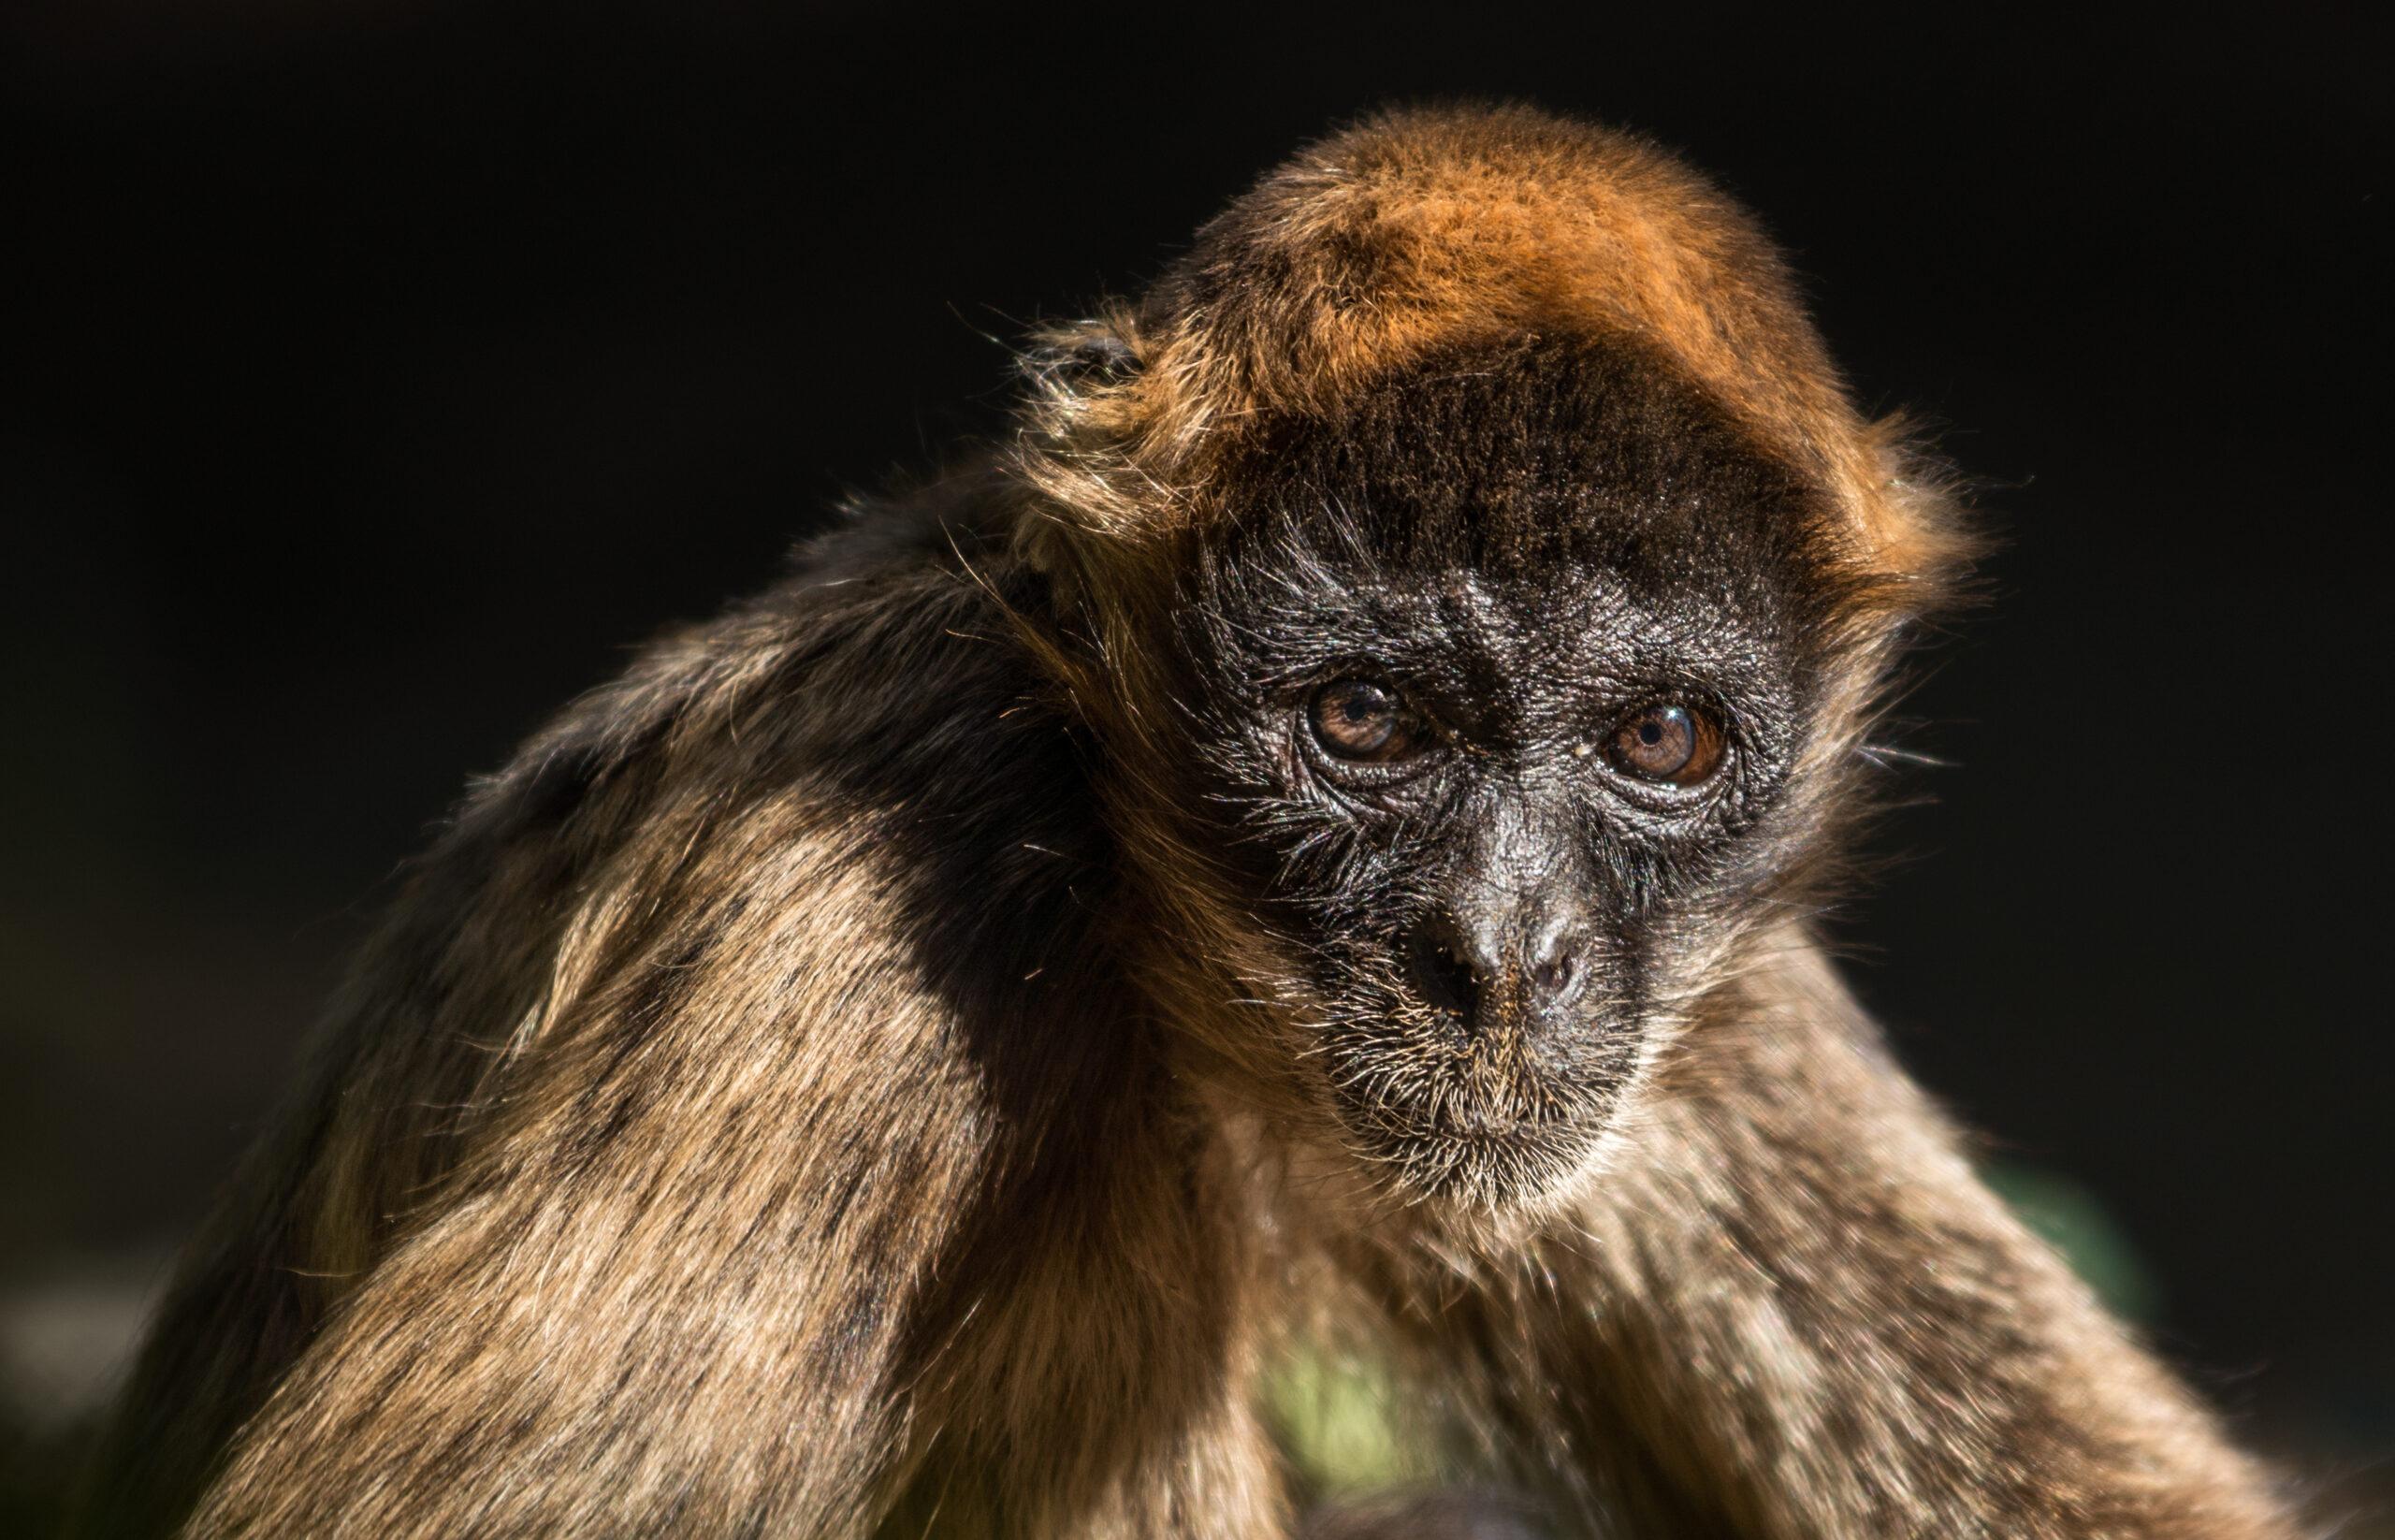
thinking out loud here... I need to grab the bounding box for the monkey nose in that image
[1404,918,1482,1024]
[1404,911,1585,1034]
[1524,914,1583,1005]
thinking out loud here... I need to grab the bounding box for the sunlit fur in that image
[78,105,2295,1539]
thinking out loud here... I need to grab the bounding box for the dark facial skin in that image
[1178,336,1848,1204]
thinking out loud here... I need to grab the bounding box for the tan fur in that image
[76,106,2295,1539]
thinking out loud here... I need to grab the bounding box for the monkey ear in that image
[1023,316,1143,394]
[1064,329,1140,384]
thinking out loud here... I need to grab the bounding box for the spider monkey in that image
[77,104,2296,1539]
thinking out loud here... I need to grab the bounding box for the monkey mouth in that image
[1360,1104,1607,1207]
[1316,1038,1633,1204]
[1304,967,1648,1203]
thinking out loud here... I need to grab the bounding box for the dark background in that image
[1,2,2387,1532]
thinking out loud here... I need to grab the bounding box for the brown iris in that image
[1307,679,1428,763]
[1608,704,1723,785]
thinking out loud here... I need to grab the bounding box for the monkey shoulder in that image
[415,487,1111,1015]
[469,488,1073,837]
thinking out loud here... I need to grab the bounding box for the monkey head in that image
[1014,108,1965,1210]
[1173,337,1865,1207]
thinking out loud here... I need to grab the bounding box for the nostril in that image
[1531,951,1578,1000]
[1404,923,1479,1023]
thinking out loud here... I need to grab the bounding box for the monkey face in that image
[1174,337,1856,1206]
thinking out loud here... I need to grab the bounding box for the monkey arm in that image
[1455,937,2295,1539]
[183,807,996,1536]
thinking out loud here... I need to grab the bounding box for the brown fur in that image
[76,106,2294,1539]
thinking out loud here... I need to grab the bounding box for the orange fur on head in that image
[1019,104,1966,607]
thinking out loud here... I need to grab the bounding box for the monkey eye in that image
[1306,678,1432,763]
[1606,703,1725,786]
